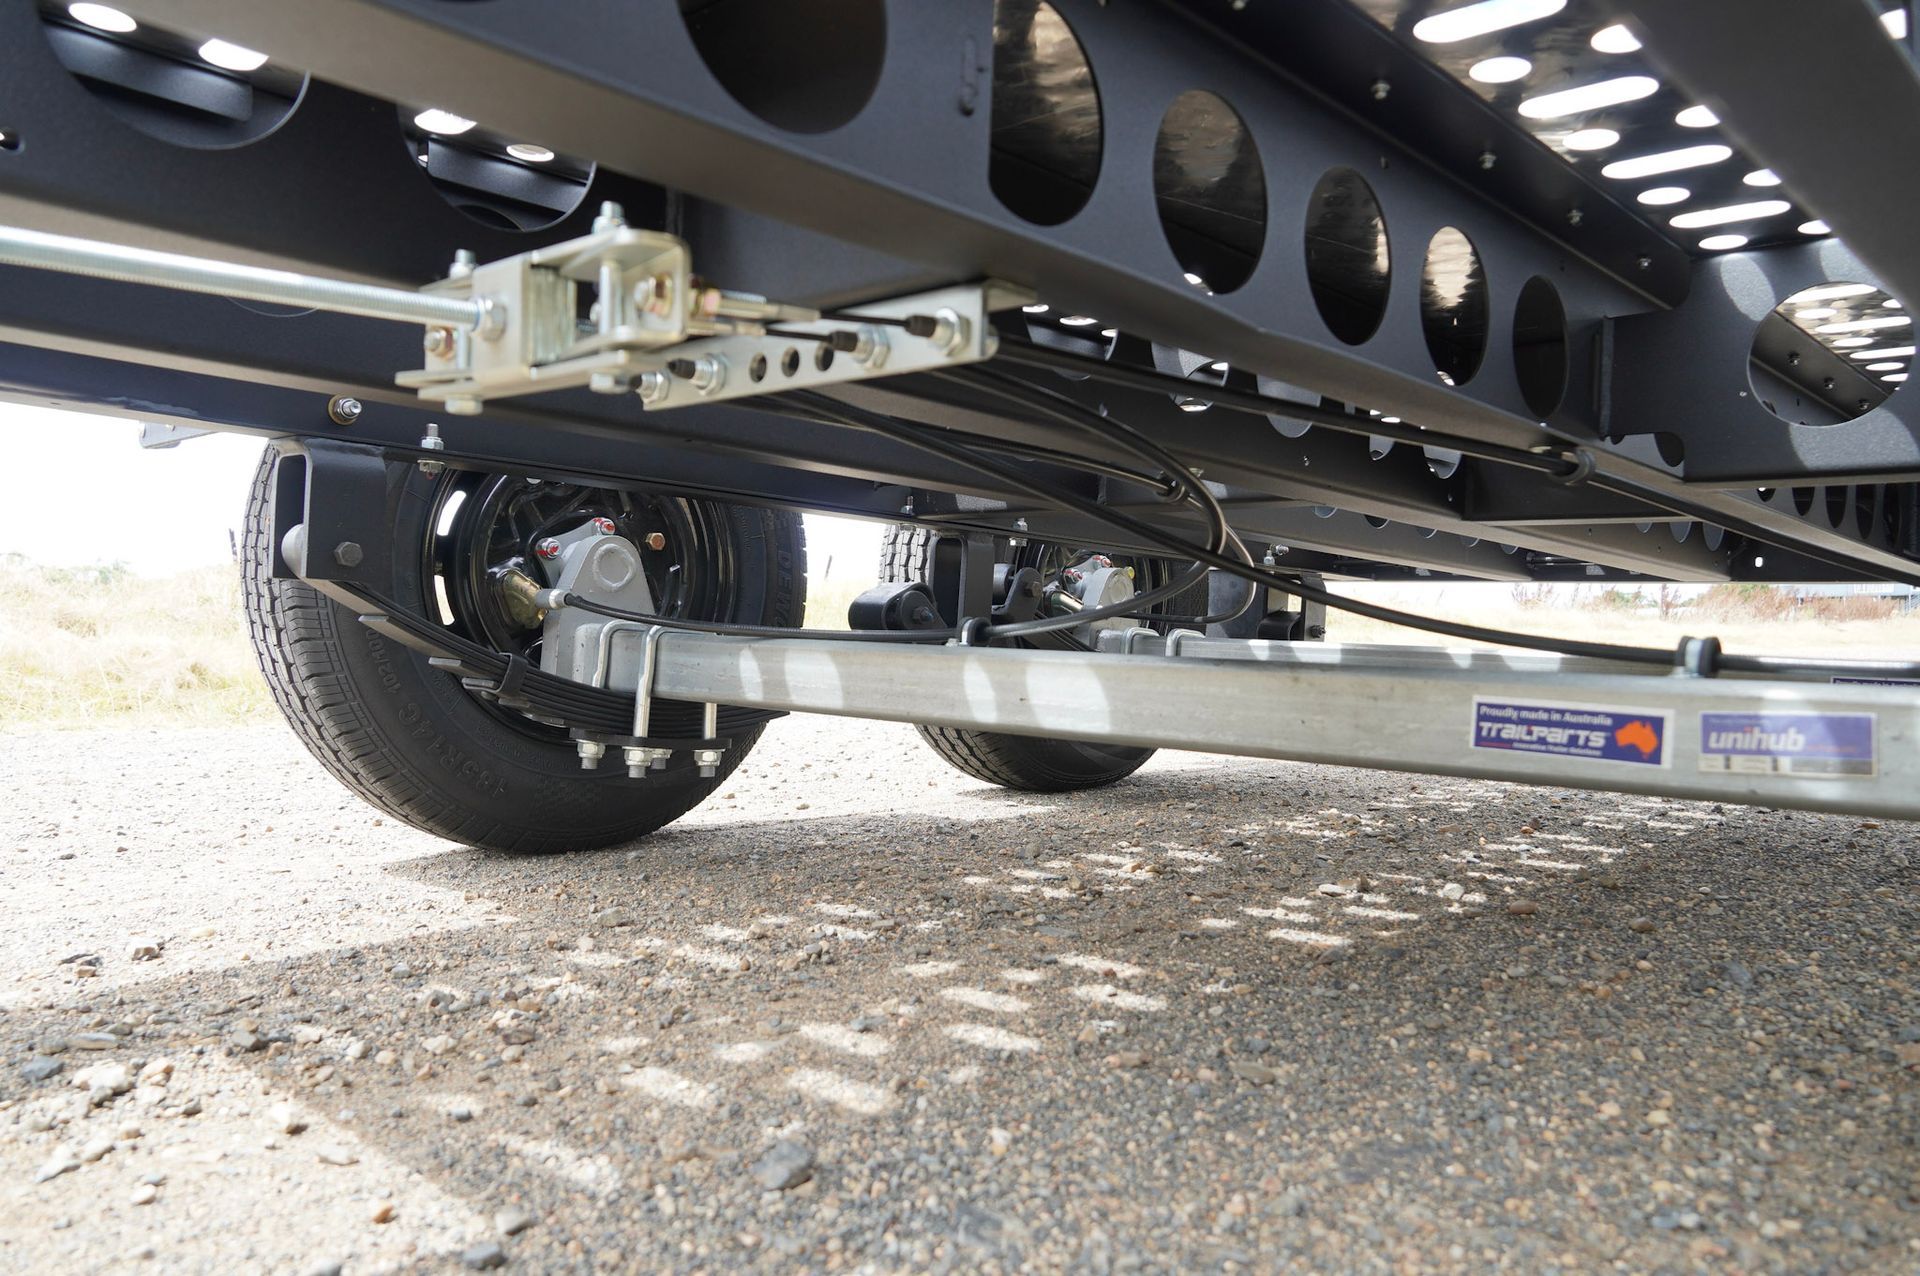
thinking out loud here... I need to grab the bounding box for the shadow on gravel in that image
[6,757,1916,1273]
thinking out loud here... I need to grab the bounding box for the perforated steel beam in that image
[1615,0,1920,318]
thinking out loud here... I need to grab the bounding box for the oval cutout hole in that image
[1749,283,1904,426]
[990,0,1102,226]
[1154,90,1265,295]
[1305,169,1390,344]
[1421,227,1489,386]
[679,0,885,135]
[1513,275,1568,419]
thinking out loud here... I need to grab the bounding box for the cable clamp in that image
[1675,635,1723,679]
[1549,448,1596,486]
[492,653,534,710]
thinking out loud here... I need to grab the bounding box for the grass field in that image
[0,557,269,729]
[4,556,1916,730]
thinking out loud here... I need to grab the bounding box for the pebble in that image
[299,1263,343,1276]
[272,1104,308,1135]
[1629,917,1656,933]
[494,1207,535,1236]
[371,1202,395,1224]
[750,1140,815,1191]
[71,1061,133,1103]
[69,1032,117,1051]
[132,1183,158,1206]
[460,1241,509,1270]
[22,1056,62,1082]
[1230,1061,1279,1085]
[1106,1050,1150,1069]
[32,1152,81,1184]
[1438,882,1466,901]
[316,1146,359,1167]
[421,1035,456,1055]
[1506,900,1538,916]
[126,935,163,961]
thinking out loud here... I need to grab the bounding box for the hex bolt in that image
[593,201,627,233]
[634,273,675,318]
[576,739,605,770]
[635,370,672,406]
[326,395,363,426]
[535,537,563,560]
[591,516,618,536]
[417,422,447,475]
[423,327,455,359]
[644,531,668,551]
[332,541,363,568]
[683,355,727,395]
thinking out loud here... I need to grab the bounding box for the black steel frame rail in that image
[0,0,1913,584]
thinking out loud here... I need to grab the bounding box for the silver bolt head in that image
[332,541,364,568]
[327,396,363,425]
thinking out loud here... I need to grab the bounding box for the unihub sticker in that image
[1472,699,1670,767]
[1699,712,1877,778]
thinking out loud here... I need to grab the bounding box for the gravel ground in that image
[1,716,1916,1274]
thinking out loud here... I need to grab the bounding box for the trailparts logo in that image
[1471,698,1670,767]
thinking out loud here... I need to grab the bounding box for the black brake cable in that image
[785,391,1718,666]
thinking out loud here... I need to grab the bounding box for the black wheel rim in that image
[420,473,742,734]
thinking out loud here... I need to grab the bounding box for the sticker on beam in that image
[1831,676,1920,688]
[1698,712,1876,778]
[1472,698,1670,767]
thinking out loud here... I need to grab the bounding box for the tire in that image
[879,524,1155,792]
[241,446,805,852]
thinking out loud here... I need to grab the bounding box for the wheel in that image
[241,447,805,852]
[879,524,1186,792]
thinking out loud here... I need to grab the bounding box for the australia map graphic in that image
[1613,720,1662,759]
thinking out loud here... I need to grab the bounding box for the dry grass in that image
[0,557,270,730]
[5,557,1915,731]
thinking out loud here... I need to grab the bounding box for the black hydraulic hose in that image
[788,390,1704,665]
[989,336,1587,478]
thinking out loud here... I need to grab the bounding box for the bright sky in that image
[0,402,883,582]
